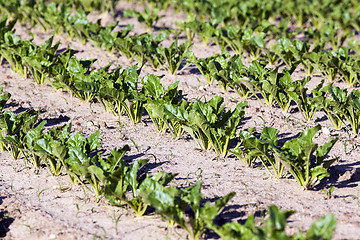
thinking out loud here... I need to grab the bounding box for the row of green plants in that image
[0,15,244,156]
[176,16,353,52]
[2,12,360,133]
[0,0,192,75]
[181,22,360,85]
[53,55,342,191]
[4,0,360,84]
[0,1,348,238]
[53,0,120,13]
[111,0,360,63]
[123,0,360,82]
[0,15,341,191]
[2,1,360,87]
[233,125,338,189]
[130,0,360,35]
[188,51,360,135]
[265,39,360,85]
[0,1,133,53]
[0,0,119,20]
[44,0,354,40]
[0,89,336,239]
[120,2,360,86]
[0,88,228,239]
[267,39,360,83]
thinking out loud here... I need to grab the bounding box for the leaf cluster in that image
[141,180,236,240]
[234,125,338,189]
[183,96,247,156]
[124,7,164,29]
[313,83,360,134]
[209,205,336,240]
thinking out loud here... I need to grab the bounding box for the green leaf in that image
[261,127,279,146]
[316,137,338,165]
[87,130,100,152]
[305,214,337,240]
[142,74,165,99]
[266,205,295,232]
[50,141,67,161]
[34,138,53,156]
[310,166,329,182]
[68,147,89,165]
[283,125,321,156]
[0,89,11,112]
[25,120,46,149]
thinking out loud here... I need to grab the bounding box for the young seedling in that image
[323,186,335,200]
[110,211,122,235]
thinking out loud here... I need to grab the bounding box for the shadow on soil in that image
[315,160,360,191]
[123,151,168,174]
[202,200,269,239]
[188,65,201,75]
[4,101,71,127]
[4,100,20,110]
[43,115,71,127]
[12,105,47,115]
[122,152,147,162]
[0,197,14,238]
[314,115,328,124]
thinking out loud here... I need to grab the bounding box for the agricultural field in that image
[1,0,360,239]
